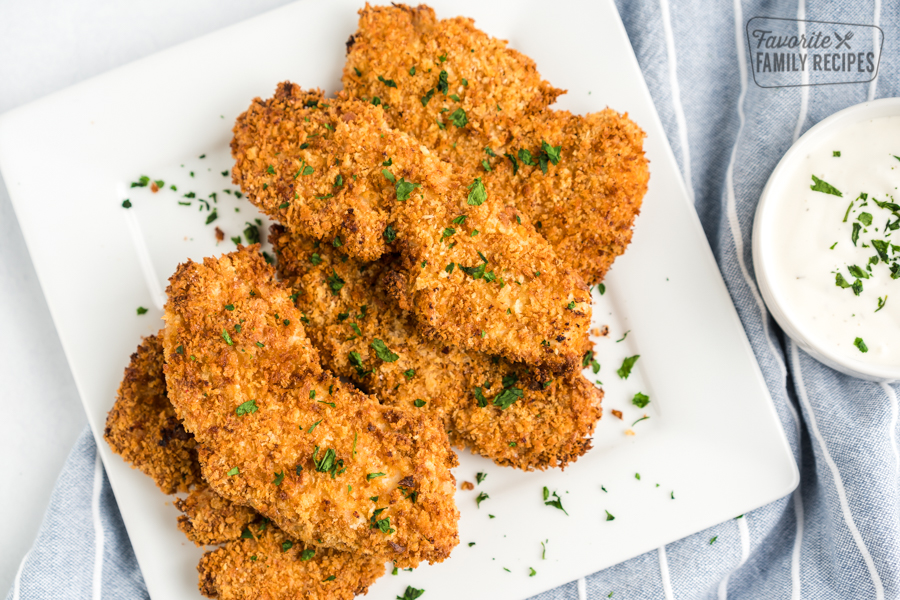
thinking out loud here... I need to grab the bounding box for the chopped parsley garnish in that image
[834,151,841,157]
[854,337,869,353]
[710,536,718,545]
[420,88,435,106]
[378,75,397,88]
[205,210,218,225]
[449,108,468,127]
[404,369,416,379]
[367,472,386,480]
[396,585,425,600]
[122,199,132,208]
[876,296,888,312]
[505,153,519,174]
[475,491,489,508]
[333,236,342,248]
[605,510,615,521]
[437,70,449,94]
[395,178,421,202]
[370,508,395,534]
[307,419,322,433]
[301,548,315,561]
[617,355,640,379]
[136,306,148,315]
[541,140,562,164]
[493,387,523,410]
[518,148,535,166]
[476,472,487,485]
[222,329,234,346]
[466,178,487,206]
[847,265,870,280]
[632,392,650,408]
[323,576,336,582]
[256,341,264,348]
[243,222,261,244]
[176,345,184,355]
[227,467,239,477]
[312,446,341,477]
[810,174,842,196]
[273,471,285,485]
[542,487,568,515]
[371,338,399,362]
[266,165,275,175]
[326,269,345,295]
[382,169,396,183]
[529,567,537,577]
[235,399,258,416]
[381,224,398,243]
[473,387,488,407]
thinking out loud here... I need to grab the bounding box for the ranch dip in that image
[770,116,900,368]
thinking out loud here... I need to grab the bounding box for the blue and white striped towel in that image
[7,0,900,598]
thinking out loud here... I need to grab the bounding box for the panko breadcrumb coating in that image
[163,245,459,567]
[199,527,386,600]
[343,3,649,284]
[176,484,258,546]
[104,333,201,494]
[272,226,602,470]
[231,83,591,375]
[103,335,387,597]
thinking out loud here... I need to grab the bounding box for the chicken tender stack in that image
[272,225,602,470]
[231,83,591,375]
[342,3,649,284]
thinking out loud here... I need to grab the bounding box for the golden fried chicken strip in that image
[342,3,564,153]
[343,3,649,284]
[163,246,459,566]
[176,484,258,546]
[104,334,201,494]
[231,83,590,374]
[199,528,386,600]
[103,335,387,597]
[272,226,602,470]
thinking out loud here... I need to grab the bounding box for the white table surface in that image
[0,1,294,593]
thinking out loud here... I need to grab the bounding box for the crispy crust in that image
[176,484,258,546]
[104,334,202,494]
[198,528,386,600]
[272,226,602,470]
[104,334,387,597]
[342,4,649,284]
[231,82,591,375]
[162,245,459,566]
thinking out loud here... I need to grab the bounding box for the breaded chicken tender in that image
[342,3,649,284]
[104,334,201,494]
[199,527,386,600]
[163,245,458,567]
[176,484,258,546]
[272,226,602,470]
[231,83,591,375]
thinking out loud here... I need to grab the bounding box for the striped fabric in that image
[6,1,900,598]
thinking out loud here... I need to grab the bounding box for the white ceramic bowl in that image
[753,97,900,383]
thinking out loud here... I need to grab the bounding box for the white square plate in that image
[0,1,798,599]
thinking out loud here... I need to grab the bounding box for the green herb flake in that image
[605,510,615,521]
[876,296,888,313]
[396,179,421,202]
[136,306,148,315]
[543,487,568,515]
[420,88,435,107]
[383,224,397,243]
[475,491,490,508]
[222,329,234,346]
[371,338,399,362]
[235,399,259,416]
[227,467,240,477]
[378,75,397,88]
[397,586,425,600]
[617,355,640,379]
[632,392,650,408]
[449,108,468,127]
[810,174,842,196]
[437,70,449,94]
[273,471,285,486]
[467,177,487,206]
[854,337,869,353]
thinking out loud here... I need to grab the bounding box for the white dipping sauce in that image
[771,116,900,368]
